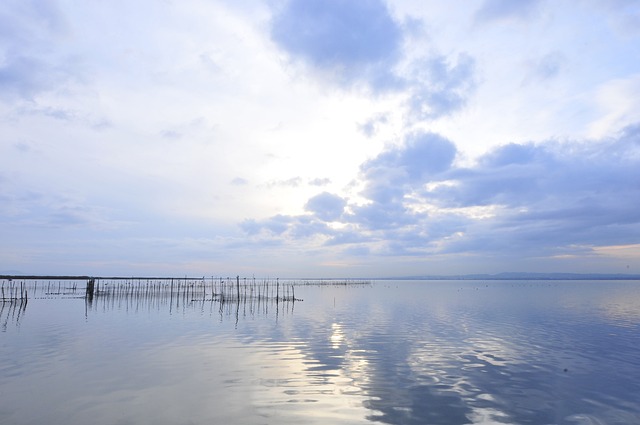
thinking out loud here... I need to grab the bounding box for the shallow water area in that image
[1,279,639,424]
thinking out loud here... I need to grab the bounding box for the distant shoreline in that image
[378,272,640,281]
[2,273,639,281]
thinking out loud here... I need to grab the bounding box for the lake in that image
[1,278,639,424]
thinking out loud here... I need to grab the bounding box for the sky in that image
[1,0,640,278]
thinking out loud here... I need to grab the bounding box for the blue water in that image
[1,279,639,424]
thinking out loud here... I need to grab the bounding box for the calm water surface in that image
[1,279,639,424]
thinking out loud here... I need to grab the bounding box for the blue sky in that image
[1,0,639,277]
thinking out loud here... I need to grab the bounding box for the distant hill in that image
[384,272,640,280]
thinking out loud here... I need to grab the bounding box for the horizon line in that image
[2,272,640,281]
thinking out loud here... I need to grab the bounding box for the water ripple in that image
[1,280,639,424]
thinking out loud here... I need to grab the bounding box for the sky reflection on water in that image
[1,280,639,424]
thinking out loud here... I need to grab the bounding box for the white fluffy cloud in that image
[243,125,640,271]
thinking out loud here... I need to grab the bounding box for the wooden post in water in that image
[86,278,95,301]
[236,275,240,301]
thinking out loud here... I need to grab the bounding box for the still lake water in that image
[1,279,639,425]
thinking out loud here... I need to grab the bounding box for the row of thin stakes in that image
[85,276,301,303]
[1,279,28,304]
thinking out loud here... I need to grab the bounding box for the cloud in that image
[13,141,32,153]
[240,215,332,244]
[0,188,115,231]
[240,215,293,236]
[230,177,248,186]
[161,130,182,140]
[304,192,346,221]
[597,0,640,37]
[240,125,640,262]
[0,0,71,100]
[523,51,564,84]
[270,0,476,121]
[359,113,388,137]
[588,73,640,138]
[242,132,462,256]
[270,0,402,89]
[404,53,476,120]
[475,0,542,23]
[361,132,457,187]
[46,205,102,228]
[263,177,332,189]
[0,54,51,99]
[308,177,331,186]
[265,177,303,188]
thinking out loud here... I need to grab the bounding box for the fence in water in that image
[1,276,371,328]
[83,276,302,303]
[1,279,28,331]
[1,279,29,303]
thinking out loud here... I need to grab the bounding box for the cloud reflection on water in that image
[1,280,639,424]
[286,281,640,424]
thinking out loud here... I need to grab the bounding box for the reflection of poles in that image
[15,298,25,322]
[1,294,27,330]
[85,278,95,304]
[169,279,173,314]
[0,300,6,330]
[235,299,239,328]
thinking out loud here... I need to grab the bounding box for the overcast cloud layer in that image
[1,0,639,277]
